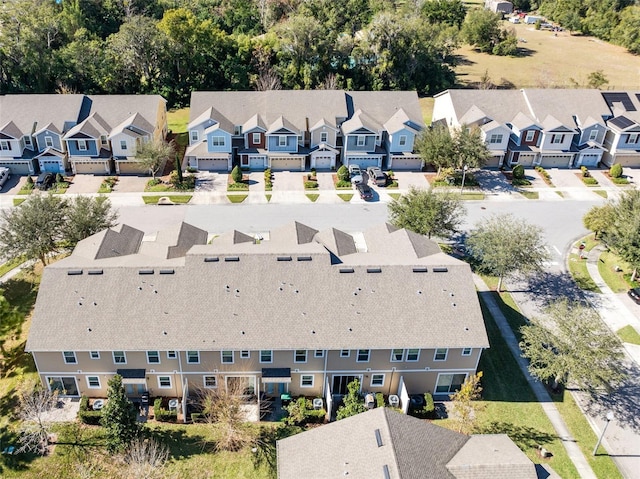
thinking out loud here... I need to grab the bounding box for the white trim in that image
[399,135,407,146]
[113,351,127,364]
[390,349,404,362]
[525,130,535,142]
[370,373,385,387]
[120,140,128,150]
[356,349,370,363]
[340,350,350,358]
[186,350,200,364]
[63,351,77,364]
[221,350,234,364]
[89,351,100,360]
[167,351,177,359]
[278,135,287,147]
[203,375,217,388]
[45,376,79,396]
[300,374,314,388]
[294,350,307,363]
[357,135,366,146]
[434,348,448,361]
[260,350,273,364]
[86,375,101,389]
[434,372,468,394]
[314,350,324,358]
[45,136,54,148]
[252,132,261,144]
[157,375,172,389]
[588,130,598,142]
[240,350,250,359]
[406,349,420,362]
[77,139,88,151]
[146,351,161,364]
[190,130,199,142]
[462,347,473,356]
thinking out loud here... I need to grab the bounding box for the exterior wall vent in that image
[67,269,83,275]
[366,268,382,273]
[87,269,103,275]
[297,256,312,261]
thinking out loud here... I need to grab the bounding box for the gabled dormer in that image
[110,112,154,158]
[540,115,576,151]
[33,123,64,153]
[575,115,607,147]
[0,121,23,157]
[310,118,338,148]
[243,114,267,149]
[383,109,421,153]
[341,110,381,153]
[480,121,510,152]
[509,112,541,147]
[266,116,299,152]
[63,113,110,157]
[188,107,227,146]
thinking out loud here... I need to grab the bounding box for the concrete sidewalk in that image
[474,276,598,479]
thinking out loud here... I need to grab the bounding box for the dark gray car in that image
[366,166,387,186]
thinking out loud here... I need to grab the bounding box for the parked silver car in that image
[366,166,387,186]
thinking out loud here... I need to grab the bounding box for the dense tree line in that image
[0,0,470,106]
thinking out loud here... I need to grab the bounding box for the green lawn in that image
[18,184,34,195]
[388,193,401,200]
[305,193,319,202]
[12,198,26,206]
[617,325,640,345]
[227,194,248,203]
[459,192,485,200]
[0,256,26,277]
[593,190,608,198]
[142,195,192,205]
[167,108,190,133]
[265,194,272,202]
[337,193,353,202]
[519,191,539,200]
[597,250,638,293]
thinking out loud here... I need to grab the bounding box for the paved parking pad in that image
[546,168,584,188]
[112,176,150,193]
[66,175,104,194]
[272,171,304,191]
[474,170,514,195]
[394,171,428,190]
[0,175,27,194]
[195,172,228,192]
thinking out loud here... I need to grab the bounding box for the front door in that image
[125,383,147,396]
[332,375,361,395]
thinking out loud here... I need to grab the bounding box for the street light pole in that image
[460,165,468,194]
[592,411,614,456]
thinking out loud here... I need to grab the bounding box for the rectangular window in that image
[391,349,404,362]
[100,135,108,145]
[204,375,217,388]
[63,351,77,364]
[260,350,273,363]
[406,349,420,362]
[212,136,225,146]
[90,351,100,360]
[0,141,10,151]
[113,351,126,364]
[340,350,350,358]
[120,140,127,150]
[314,350,324,358]
[87,376,100,388]
[320,132,328,143]
[371,374,385,387]
[24,136,32,146]
[525,130,535,142]
[357,349,370,362]
[240,350,250,359]
[627,133,639,144]
[435,373,467,394]
[357,135,366,146]
[588,130,598,141]
[77,140,88,151]
[158,376,172,388]
[489,134,503,144]
[434,348,448,361]
[399,135,407,146]
[294,350,307,363]
[234,126,242,135]
[190,130,199,142]
[147,351,160,364]
[252,132,261,144]
[221,351,234,364]
[186,351,199,364]
[167,351,177,359]
[551,134,564,144]
[278,136,287,147]
[45,136,54,148]
[300,375,314,387]
[462,347,473,356]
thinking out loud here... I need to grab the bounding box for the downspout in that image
[322,350,328,397]
[177,351,185,400]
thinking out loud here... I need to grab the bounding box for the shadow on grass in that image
[2,278,39,316]
[253,425,303,479]
[476,421,556,450]
[146,427,212,459]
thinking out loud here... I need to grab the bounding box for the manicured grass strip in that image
[142,195,192,204]
[388,193,401,200]
[0,255,26,277]
[97,186,111,193]
[18,185,33,195]
[305,193,319,202]
[459,192,485,200]
[520,191,539,200]
[227,182,249,191]
[617,325,640,345]
[593,190,608,198]
[555,191,564,198]
[12,198,26,206]
[265,194,272,202]
[597,250,637,293]
[227,194,248,203]
[167,107,190,133]
[337,193,353,202]
[567,235,601,292]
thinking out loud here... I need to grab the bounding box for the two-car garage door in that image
[347,157,379,169]
[198,158,229,171]
[0,161,32,175]
[74,161,108,174]
[270,158,303,171]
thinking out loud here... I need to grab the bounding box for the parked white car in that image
[348,165,363,184]
[0,167,10,189]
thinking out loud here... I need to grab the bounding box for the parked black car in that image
[628,288,640,305]
[35,172,55,190]
[356,182,373,200]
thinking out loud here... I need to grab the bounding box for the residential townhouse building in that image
[185,90,425,172]
[600,91,640,167]
[26,221,488,420]
[432,88,629,169]
[0,94,167,176]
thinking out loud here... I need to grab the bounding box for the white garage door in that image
[614,155,640,167]
[314,155,332,169]
[0,161,31,175]
[198,158,228,171]
[540,155,571,168]
[347,158,378,169]
[513,154,535,167]
[75,161,108,174]
[391,157,422,170]
[578,154,599,167]
[250,156,266,169]
[40,160,62,173]
[271,158,303,171]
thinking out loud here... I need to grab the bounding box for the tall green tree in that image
[453,126,491,170]
[415,124,456,175]
[101,375,139,453]
[421,0,467,28]
[449,372,484,434]
[388,187,465,239]
[461,9,502,53]
[520,300,626,393]
[135,139,175,179]
[336,379,367,420]
[63,196,118,249]
[467,214,549,292]
[602,190,640,281]
[583,202,614,239]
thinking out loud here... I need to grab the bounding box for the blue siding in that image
[206,130,232,153]
[345,135,376,152]
[267,135,297,152]
[388,128,415,152]
[35,131,63,152]
[67,139,98,156]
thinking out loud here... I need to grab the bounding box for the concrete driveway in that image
[474,170,515,195]
[195,172,228,192]
[272,172,304,191]
[0,174,27,194]
[546,168,584,188]
[394,171,429,190]
[66,175,104,194]
[112,176,150,193]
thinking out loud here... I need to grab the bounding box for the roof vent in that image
[67,269,83,275]
[204,257,219,262]
[138,269,154,275]
[87,269,103,275]
[224,256,240,262]
[375,429,383,447]
[297,256,312,261]
[339,268,354,273]
[433,267,448,273]
[159,269,175,275]
[412,267,428,273]
[277,256,292,261]
[367,268,382,273]
[383,465,390,479]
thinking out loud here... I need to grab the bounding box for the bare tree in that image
[16,381,59,455]
[319,73,339,90]
[449,372,484,434]
[120,437,170,479]
[253,68,282,91]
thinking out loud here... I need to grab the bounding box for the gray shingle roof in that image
[26,222,488,353]
[0,94,87,136]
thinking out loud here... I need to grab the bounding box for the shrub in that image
[512,178,532,186]
[337,165,349,182]
[336,180,351,188]
[582,177,598,185]
[80,395,89,411]
[156,409,177,422]
[26,175,34,185]
[612,176,629,184]
[77,396,103,425]
[231,165,243,183]
[154,398,162,412]
[375,393,385,408]
[186,166,198,173]
[284,398,326,426]
[512,164,525,179]
[147,178,161,186]
[264,169,272,180]
[310,168,316,177]
[190,412,204,423]
[610,163,623,178]
[55,173,65,184]
[387,170,394,179]
[580,165,590,177]
[423,393,436,419]
[304,181,318,189]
